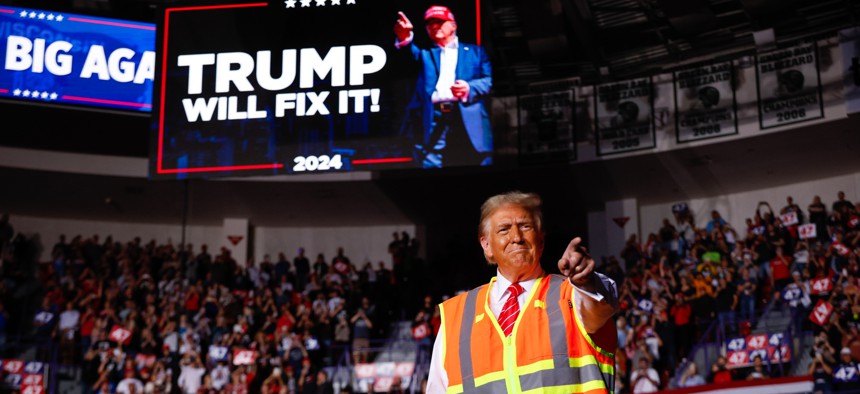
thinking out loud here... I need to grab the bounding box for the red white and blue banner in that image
[724,332,791,369]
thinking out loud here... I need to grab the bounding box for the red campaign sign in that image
[810,278,833,295]
[745,334,768,350]
[21,384,45,394]
[726,351,748,368]
[354,363,376,379]
[768,345,792,363]
[232,349,257,366]
[3,360,23,374]
[135,353,156,368]
[810,299,834,326]
[780,212,799,226]
[373,377,393,393]
[799,223,817,239]
[412,323,430,340]
[833,243,852,257]
[22,374,43,386]
[334,261,349,274]
[109,326,132,345]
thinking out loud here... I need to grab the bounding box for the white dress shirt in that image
[425,271,617,394]
[394,33,464,103]
[431,38,459,103]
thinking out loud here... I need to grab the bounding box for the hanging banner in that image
[594,77,655,155]
[840,28,860,115]
[673,61,738,143]
[755,42,824,129]
[518,91,577,164]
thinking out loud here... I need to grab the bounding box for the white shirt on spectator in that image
[247,266,261,287]
[631,367,660,393]
[327,296,344,313]
[178,365,206,394]
[116,377,144,394]
[210,364,231,390]
[59,309,80,331]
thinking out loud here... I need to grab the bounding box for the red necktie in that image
[498,283,524,336]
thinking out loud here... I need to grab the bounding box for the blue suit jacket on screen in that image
[401,40,493,155]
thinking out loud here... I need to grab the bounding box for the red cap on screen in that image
[424,5,455,22]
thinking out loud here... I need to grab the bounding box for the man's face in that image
[480,204,543,279]
[426,18,456,45]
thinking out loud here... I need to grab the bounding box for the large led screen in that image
[0,6,155,112]
[151,0,490,178]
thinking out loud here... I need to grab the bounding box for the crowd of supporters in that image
[0,191,858,394]
[0,227,423,394]
[609,191,860,393]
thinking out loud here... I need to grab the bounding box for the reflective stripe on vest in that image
[452,275,614,394]
[520,275,614,394]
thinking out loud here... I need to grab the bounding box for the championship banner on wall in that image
[755,42,824,129]
[673,61,738,143]
[518,91,576,164]
[594,77,655,155]
[840,28,860,115]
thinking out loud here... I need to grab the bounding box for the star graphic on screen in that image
[285,0,297,7]
[330,0,340,4]
[28,11,37,18]
[38,12,46,19]
[47,14,57,21]
[315,0,326,5]
[300,0,311,7]
[56,14,64,21]
[346,0,356,4]
[50,92,58,100]
[13,89,21,96]
[18,11,27,17]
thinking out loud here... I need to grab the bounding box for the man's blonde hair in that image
[479,191,543,237]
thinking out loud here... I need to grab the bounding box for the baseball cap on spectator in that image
[424,5,455,22]
[842,347,852,356]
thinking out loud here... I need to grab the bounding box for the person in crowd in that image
[631,357,660,393]
[178,352,206,394]
[424,191,618,393]
[745,354,772,380]
[679,361,706,387]
[8,189,860,394]
[809,352,834,394]
[708,355,734,383]
[834,191,855,216]
[351,296,374,364]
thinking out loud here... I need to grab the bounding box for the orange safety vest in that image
[439,274,615,394]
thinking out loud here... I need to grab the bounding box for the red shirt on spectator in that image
[276,313,295,333]
[184,290,200,312]
[671,302,692,326]
[770,256,791,282]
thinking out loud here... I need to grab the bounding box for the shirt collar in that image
[437,36,459,50]
[493,270,540,303]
